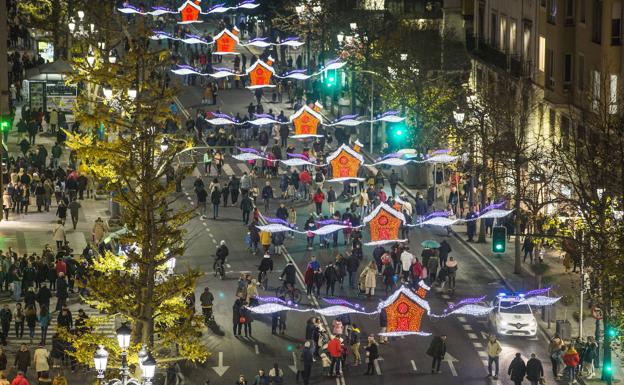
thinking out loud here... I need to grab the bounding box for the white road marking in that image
[467,332,478,339]
[237,163,250,174]
[374,357,383,375]
[441,294,450,299]
[211,352,229,376]
[223,164,235,176]
[444,353,458,376]
[411,360,417,371]
[473,342,483,348]
[254,344,259,354]
[478,351,488,357]
[462,324,473,331]
[457,316,467,322]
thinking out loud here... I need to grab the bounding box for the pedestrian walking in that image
[350,324,361,365]
[549,334,564,378]
[253,369,269,385]
[487,334,502,379]
[14,344,30,373]
[92,217,108,245]
[68,199,81,230]
[0,306,11,346]
[25,305,36,343]
[196,185,208,218]
[526,353,544,385]
[582,336,598,378]
[232,298,244,336]
[389,169,399,197]
[0,347,6,371]
[268,363,284,384]
[52,221,65,250]
[327,335,343,377]
[13,303,24,339]
[426,334,447,374]
[301,341,313,385]
[2,189,11,221]
[33,344,49,378]
[364,334,379,375]
[508,352,527,385]
[38,306,51,345]
[312,188,324,215]
[522,236,535,263]
[261,181,273,212]
[211,186,221,219]
[0,371,7,385]
[563,345,580,384]
[10,371,27,385]
[361,262,377,297]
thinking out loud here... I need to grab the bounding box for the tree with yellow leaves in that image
[58,3,208,368]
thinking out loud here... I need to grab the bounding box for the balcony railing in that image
[466,33,531,78]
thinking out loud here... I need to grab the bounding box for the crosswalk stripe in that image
[237,163,250,174]
[222,164,235,176]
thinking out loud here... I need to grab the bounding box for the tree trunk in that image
[51,0,61,60]
[514,165,522,274]
[478,159,487,243]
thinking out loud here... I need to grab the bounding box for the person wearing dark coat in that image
[55,273,68,311]
[426,335,447,373]
[211,187,222,219]
[323,264,338,296]
[438,240,452,266]
[232,298,244,336]
[14,344,30,373]
[301,341,314,385]
[525,353,544,385]
[36,284,52,310]
[465,208,478,242]
[364,335,380,375]
[507,352,527,385]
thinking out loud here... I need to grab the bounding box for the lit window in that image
[539,36,546,71]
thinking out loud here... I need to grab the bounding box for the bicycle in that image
[275,279,302,304]
[213,256,225,280]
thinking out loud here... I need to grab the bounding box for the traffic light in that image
[0,116,10,132]
[387,122,407,148]
[492,226,507,253]
[607,325,620,338]
[325,69,337,88]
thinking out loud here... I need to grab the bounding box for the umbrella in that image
[421,240,440,248]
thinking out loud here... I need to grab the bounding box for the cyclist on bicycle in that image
[280,260,297,288]
[258,253,274,284]
[200,287,215,322]
[214,240,229,271]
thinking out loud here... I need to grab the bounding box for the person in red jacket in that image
[312,188,325,215]
[562,345,580,383]
[304,266,314,295]
[10,371,29,385]
[327,336,343,377]
[299,170,312,200]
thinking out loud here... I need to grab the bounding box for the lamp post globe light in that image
[93,324,157,385]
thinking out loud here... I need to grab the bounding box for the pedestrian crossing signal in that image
[492,226,506,253]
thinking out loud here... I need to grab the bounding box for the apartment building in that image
[469,0,624,147]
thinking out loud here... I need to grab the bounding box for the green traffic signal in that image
[492,226,507,253]
[325,69,337,88]
[607,326,619,338]
[0,119,9,132]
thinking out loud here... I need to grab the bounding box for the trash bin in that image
[556,320,571,340]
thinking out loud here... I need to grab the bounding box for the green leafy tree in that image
[62,5,207,368]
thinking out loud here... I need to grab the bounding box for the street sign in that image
[592,305,604,320]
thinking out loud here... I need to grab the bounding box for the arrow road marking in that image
[411,360,418,371]
[444,353,458,376]
[335,376,346,385]
[288,352,298,373]
[211,352,229,377]
[374,357,384,375]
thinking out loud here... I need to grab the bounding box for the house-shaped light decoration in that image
[326,144,365,182]
[289,105,324,138]
[213,27,240,55]
[178,0,202,23]
[353,139,363,152]
[377,284,432,336]
[246,57,276,89]
[362,202,406,246]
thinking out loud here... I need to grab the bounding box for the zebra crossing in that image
[0,295,117,346]
[193,160,252,179]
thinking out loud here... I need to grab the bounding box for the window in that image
[546,49,555,89]
[560,115,570,149]
[577,124,586,141]
[510,19,518,54]
[564,54,572,85]
[610,74,618,114]
[500,15,508,51]
[565,0,574,25]
[539,36,546,71]
[478,2,485,40]
[578,54,585,90]
[592,70,601,111]
[491,12,498,45]
[593,0,603,43]
[580,0,586,23]
[547,0,558,24]
[549,109,556,140]
[612,2,622,45]
[523,21,532,59]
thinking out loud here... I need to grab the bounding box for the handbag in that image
[239,316,246,324]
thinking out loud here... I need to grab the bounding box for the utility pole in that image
[0,0,11,210]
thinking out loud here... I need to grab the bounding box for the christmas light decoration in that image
[376,111,406,123]
[523,287,552,296]
[372,158,412,166]
[321,298,359,307]
[444,296,487,312]
[379,331,432,337]
[279,158,320,167]
[290,105,324,138]
[237,147,262,154]
[327,115,363,127]
[248,114,283,126]
[232,153,266,161]
[431,304,494,318]
[476,209,514,220]
[362,203,406,245]
[326,144,365,181]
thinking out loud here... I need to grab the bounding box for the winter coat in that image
[327,338,342,358]
[507,356,527,381]
[525,357,544,381]
[92,219,108,242]
[563,349,580,368]
[365,342,379,360]
[33,347,50,373]
[426,336,446,358]
[361,265,377,289]
[14,349,30,371]
[486,340,502,357]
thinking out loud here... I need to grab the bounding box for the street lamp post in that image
[94,323,156,385]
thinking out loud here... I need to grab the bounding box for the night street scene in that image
[1,0,623,385]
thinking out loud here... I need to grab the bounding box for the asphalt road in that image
[165,76,560,385]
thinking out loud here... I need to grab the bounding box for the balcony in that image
[467,33,531,78]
